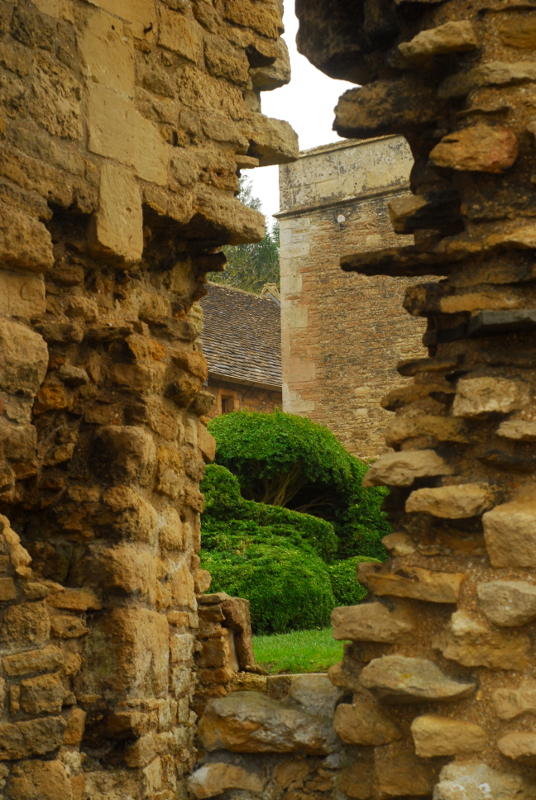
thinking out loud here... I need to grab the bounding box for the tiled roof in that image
[200,282,282,389]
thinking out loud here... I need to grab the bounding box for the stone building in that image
[200,282,282,418]
[278,137,426,459]
[0,0,296,797]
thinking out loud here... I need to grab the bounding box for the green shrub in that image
[327,556,381,606]
[202,542,335,634]
[208,410,390,560]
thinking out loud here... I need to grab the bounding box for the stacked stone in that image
[0,0,297,797]
[297,0,536,797]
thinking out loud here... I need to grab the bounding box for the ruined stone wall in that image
[296,0,536,797]
[0,0,297,796]
[278,138,426,459]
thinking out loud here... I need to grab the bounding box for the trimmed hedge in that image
[327,556,380,606]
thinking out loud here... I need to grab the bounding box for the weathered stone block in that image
[493,680,536,720]
[478,580,536,626]
[411,714,488,757]
[20,672,65,715]
[333,693,402,745]
[86,0,156,42]
[29,55,83,140]
[0,203,54,273]
[1,602,50,648]
[158,6,203,63]
[362,449,451,487]
[17,716,66,756]
[188,762,265,800]
[498,732,536,765]
[453,377,530,417]
[483,502,536,567]
[435,761,536,800]
[90,163,143,264]
[79,7,134,95]
[399,20,478,61]
[0,270,46,317]
[374,744,436,798]
[430,125,518,173]
[92,426,156,485]
[331,602,414,642]
[360,655,476,703]
[6,759,71,800]
[358,562,464,603]
[87,83,167,185]
[433,611,530,671]
[2,644,64,677]
[406,483,495,518]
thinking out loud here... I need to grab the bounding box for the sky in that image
[246,6,354,221]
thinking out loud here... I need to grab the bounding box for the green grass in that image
[253,627,343,674]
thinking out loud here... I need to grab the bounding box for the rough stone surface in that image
[433,610,530,670]
[333,693,403,745]
[430,125,519,173]
[453,377,530,418]
[406,483,495,518]
[358,561,465,603]
[498,732,536,766]
[399,21,478,62]
[411,715,488,757]
[362,449,452,487]
[332,601,414,642]
[187,762,264,799]
[478,580,536,626]
[493,680,536,720]
[434,762,536,800]
[360,655,476,704]
[483,502,536,567]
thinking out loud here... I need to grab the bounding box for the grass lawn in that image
[253,628,343,674]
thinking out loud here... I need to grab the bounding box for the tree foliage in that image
[211,177,280,293]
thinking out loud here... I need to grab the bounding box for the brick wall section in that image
[278,138,426,459]
[0,0,296,797]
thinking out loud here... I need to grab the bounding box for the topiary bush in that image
[208,410,390,560]
[202,542,335,634]
[200,412,391,633]
[327,556,381,606]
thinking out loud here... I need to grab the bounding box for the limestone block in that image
[430,125,518,173]
[88,83,168,185]
[360,655,476,703]
[0,320,48,396]
[433,611,529,670]
[90,163,143,264]
[194,187,265,245]
[331,602,414,642]
[251,37,291,91]
[87,546,156,602]
[440,61,536,99]
[411,715,488,757]
[0,723,25,760]
[158,6,203,64]
[47,588,101,611]
[339,759,373,800]
[20,672,65,715]
[498,419,536,441]
[358,562,464,603]
[244,113,299,166]
[483,502,536,567]
[29,55,83,140]
[362,449,452,487]
[2,644,64,677]
[92,426,156,486]
[434,762,534,800]
[374,744,436,798]
[86,0,156,42]
[170,633,194,663]
[188,763,264,799]
[223,0,282,39]
[63,708,86,746]
[50,613,88,639]
[6,759,71,799]
[1,602,51,648]
[31,0,74,22]
[406,483,495,518]
[399,20,478,62]
[500,17,536,48]
[493,680,536,720]
[286,673,341,717]
[498,732,536,765]
[328,661,364,693]
[333,693,402,745]
[384,415,468,446]
[0,202,54,273]
[0,578,16,600]
[17,716,66,757]
[204,34,251,87]
[82,607,169,696]
[453,376,530,417]
[198,690,340,754]
[0,270,46,317]
[478,580,536,626]
[79,8,134,95]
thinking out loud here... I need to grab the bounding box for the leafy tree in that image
[211,177,280,293]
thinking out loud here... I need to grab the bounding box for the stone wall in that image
[0,0,296,797]
[205,377,282,419]
[296,0,536,798]
[278,138,426,459]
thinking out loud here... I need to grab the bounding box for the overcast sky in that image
[246,5,353,221]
